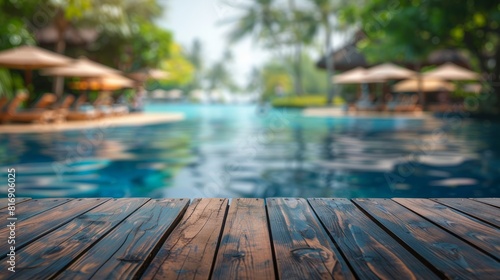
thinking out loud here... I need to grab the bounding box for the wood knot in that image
[290,247,328,261]
[117,255,143,263]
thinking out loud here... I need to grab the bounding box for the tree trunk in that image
[53,9,68,97]
[325,23,335,105]
[294,42,304,95]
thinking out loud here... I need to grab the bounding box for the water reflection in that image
[1,104,499,198]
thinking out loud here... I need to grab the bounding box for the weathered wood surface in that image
[395,198,500,261]
[472,197,500,208]
[0,198,71,227]
[0,197,498,280]
[434,198,500,228]
[267,198,354,280]
[0,197,31,209]
[309,198,438,279]
[355,198,500,279]
[212,198,275,280]
[0,198,108,255]
[13,198,149,280]
[142,198,227,280]
[58,198,189,280]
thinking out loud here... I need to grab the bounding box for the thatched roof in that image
[316,31,471,70]
[35,25,99,46]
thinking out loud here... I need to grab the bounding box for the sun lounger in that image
[0,92,29,123]
[65,94,99,121]
[7,93,58,123]
[52,95,75,122]
[0,97,7,111]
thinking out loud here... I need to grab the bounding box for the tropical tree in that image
[206,50,239,93]
[185,39,205,90]
[159,43,195,87]
[346,0,500,113]
[260,60,293,101]
[307,0,351,104]
[225,0,315,95]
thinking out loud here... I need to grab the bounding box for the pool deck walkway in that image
[0,112,184,134]
[1,197,499,279]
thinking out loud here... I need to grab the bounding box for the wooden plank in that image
[433,198,500,228]
[0,198,108,256]
[355,198,500,279]
[141,198,228,280]
[56,198,189,280]
[0,198,72,227]
[211,198,275,280]
[267,198,354,280]
[7,198,149,280]
[471,198,500,208]
[395,198,500,260]
[0,197,31,209]
[309,198,439,279]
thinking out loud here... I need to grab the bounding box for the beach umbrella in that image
[423,62,480,80]
[41,57,121,78]
[0,45,71,88]
[393,78,455,92]
[128,68,169,82]
[364,63,417,81]
[69,74,135,91]
[333,67,384,84]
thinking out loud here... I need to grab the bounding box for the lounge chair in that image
[52,95,75,123]
[66,94,99,121]
[5,93,57,124]
[0,92,29,123]
[0,97,7,111]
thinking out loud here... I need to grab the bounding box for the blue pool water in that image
[1,104,499,198]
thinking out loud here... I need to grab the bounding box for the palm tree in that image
[307,0,349,104]
[225,0,314,95]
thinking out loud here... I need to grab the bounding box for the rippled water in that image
[1,104,499,198]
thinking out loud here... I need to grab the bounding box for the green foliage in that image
[160,43,195,87]
[0,69,14,98]
[0,0,36,50]
[347,0,500,72]
[271,95,344,108]
[261,61,292,101]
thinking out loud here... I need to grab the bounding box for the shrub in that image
[271,94,345,108]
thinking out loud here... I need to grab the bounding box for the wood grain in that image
[141,198,228,280]
[211,198,275,280]
[309,198,439,279]
[0,198,72,227]
[0,198,108,256]
[8,198,149,280]
[267,198,354,280]
[395,198,500,260]
[57,198,189,280]
[355,198,500,279]
[0,197,31,209]
[433,198,500,228]
[472,198,500,208]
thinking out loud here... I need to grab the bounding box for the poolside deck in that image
[0,112,184,134]
[1,197,498,279]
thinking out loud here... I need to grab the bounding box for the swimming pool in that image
[2,104,499,198]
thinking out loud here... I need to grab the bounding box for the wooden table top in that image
[0,197,498,279]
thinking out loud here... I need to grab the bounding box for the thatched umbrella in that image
[69,74,135,91]
[128,68,169,82]
[41,57,121,78]
[0,45,71,88]
[364,63,417,80]
[423,63,480,81]
[333,67,384,84]
[393,78,455,92]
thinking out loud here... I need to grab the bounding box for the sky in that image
[156,0,271,85]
